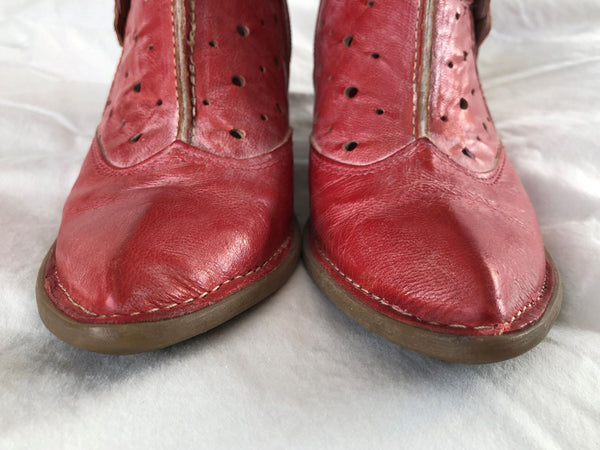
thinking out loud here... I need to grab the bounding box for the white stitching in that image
[54,236,291,318]
[313,239,548,332]
[412,0,423,138]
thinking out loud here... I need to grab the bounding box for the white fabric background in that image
[1,0,599,448]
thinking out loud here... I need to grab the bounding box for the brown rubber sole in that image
[36,222,301,355]
[302,224,563,364]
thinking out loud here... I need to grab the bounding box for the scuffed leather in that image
[309,0,554,336]
[44,0,294,324]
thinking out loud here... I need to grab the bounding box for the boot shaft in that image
[104,0,292,167]
[313,0,498,172]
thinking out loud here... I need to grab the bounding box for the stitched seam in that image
[171,154,281,171]
[311,144,507,184]
[412,0,422,138]
[171,0,179,133]
[54,236,291,318]
[188,0,197,142]
[313,238,548,331]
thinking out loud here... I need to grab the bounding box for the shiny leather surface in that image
[101,0,179,168]
[427,0,500,172]
[43,0,294,324]
[310,0,554,335]
[312,0,419,165]
[191,0,291,158]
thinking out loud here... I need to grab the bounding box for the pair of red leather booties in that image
[36,0,562,363]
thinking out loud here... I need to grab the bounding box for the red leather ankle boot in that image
[36,0,300,354]
[304,0,562,363]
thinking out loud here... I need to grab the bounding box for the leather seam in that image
[311,144,507,184]
[170,154,283,171]
[188,0,197,143]
[412,0,422,138]
[312,237,549,333]
[93,132,292,175]
[171,0,179,135]
[52,236,292,319]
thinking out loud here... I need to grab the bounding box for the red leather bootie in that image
[304,0,562,363]
[36,0,300,354]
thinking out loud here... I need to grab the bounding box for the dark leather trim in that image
[114,0,130,46]
[472,0,492,49]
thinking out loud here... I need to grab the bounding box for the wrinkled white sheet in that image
[1,1,599,448]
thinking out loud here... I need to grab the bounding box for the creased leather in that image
[309,141,553,335]
[309,0,553,336]
[44,0,294,324]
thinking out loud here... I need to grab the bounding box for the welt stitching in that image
[54,236,291,318]
[411,0,423,138]
[313,238,548,331]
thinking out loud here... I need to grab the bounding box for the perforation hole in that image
[276,103,284,114]
[460,98,469,109]
[202,99,209,106]
[156,99,163,106]
[129,133,142,143]
[148,44,154,51]
[260,114,268,121]
[441,115,449,122]
[371,52,380,59]
[368,1,374,6]
[376,108,384,115]
[232,75,245,87]
[274,57,280,68]
[482,122,488,131]
[448,61,454,68]
[209,40,217,47]
[132,82,141,92]
[345,86,358,98]
[343,35,354,47]
[125,71,129,78]
[237,25,249,37]
[471,89,476,95]
[456,12,460,20]
[463,51,468,61]
[462,148,474,158]
[259,66,266,73]
[230,129,245,139]
[344,141,358,151]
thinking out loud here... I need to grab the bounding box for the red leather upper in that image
[44,0,294,323]
[309,0,554,335]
